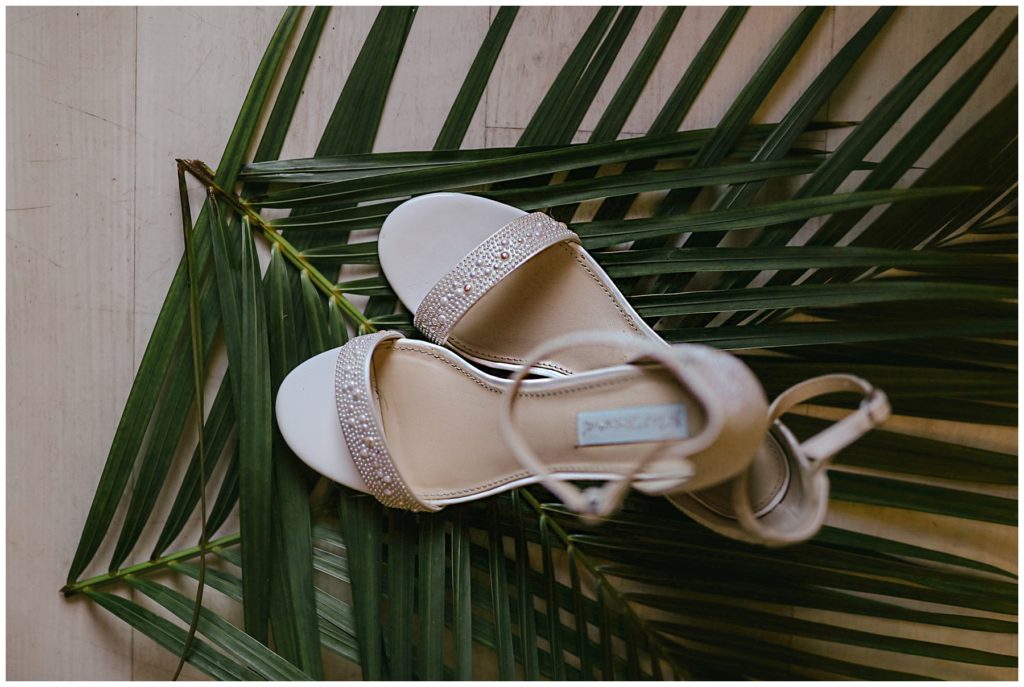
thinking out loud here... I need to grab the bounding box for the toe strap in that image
[413,212,579,345]
[334,331,440,512]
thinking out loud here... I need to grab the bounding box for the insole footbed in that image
[448,242,655,375]
[372,342,707,500]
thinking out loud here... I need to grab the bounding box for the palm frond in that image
[65,5,1017,681]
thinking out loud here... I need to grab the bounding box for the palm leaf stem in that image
[177,158,371,330]
[172,160,212,679]
[61,533,241,598]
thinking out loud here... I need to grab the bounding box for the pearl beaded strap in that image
[334,331,439,512]
[413,212,579,345]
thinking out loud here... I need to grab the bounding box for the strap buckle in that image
[861,388,891,426]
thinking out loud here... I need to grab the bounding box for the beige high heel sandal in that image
[275,330,769,518]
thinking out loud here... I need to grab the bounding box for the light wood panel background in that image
[7,5,1017,680]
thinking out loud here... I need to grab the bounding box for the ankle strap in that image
[732,374,890,546]
[497,332,724,523]
[770,374,890,467]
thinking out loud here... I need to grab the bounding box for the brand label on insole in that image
[576,404,689,447]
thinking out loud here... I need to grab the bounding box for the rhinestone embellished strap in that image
[334,331,439,512]
[414,212,579,345]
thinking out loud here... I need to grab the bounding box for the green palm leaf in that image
[85,590,260,681]
[65,6,302,585]
[266,248,324,677]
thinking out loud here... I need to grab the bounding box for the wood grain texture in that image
[7,5,1017,680]
[7,6,137,681]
